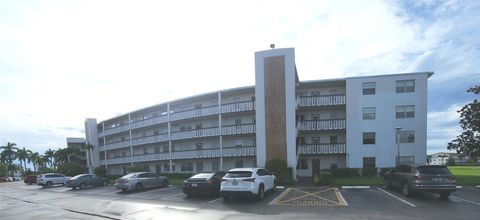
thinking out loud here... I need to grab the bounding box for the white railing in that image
[221,101,255,113]
[222,146,256,157]
[132,153,170,163]
[131,133,169,146]
[101,124,130,137]
[298,144,346,154]
[171,148,222,159]
[170,127,220,141]
[297,119,346,131]
[297,95,346,107]
[101,140,130,151]
[100,156,131,165]
[170,105,219,121]
[221,124,256,135]
[130,116,168,130]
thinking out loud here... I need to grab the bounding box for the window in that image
[298,159,308,169]
[154,147,160,153]
[330,112,337,119]
[396,80,415,93]
[363,157,376,168]
[330,136,337,144]
[399,131,415,143]
[196,161,203,172]
[154,130,159,135]
[143,148,148,154]
[329,89,338,95]
[235,160,244,168]
[163,145,169,152]
[311,91,321,96]
[312,137,320,144]
[155,165,161,174]
[195,143,203,150]
[195,123,202,129]
[153,112,159,118]
[312,114,320,120]
[399,156,415,164]
[363,82,376,95]
[235,119,242,126]
[363,132,375,144]
[122,151,126,157]
[396,105,415,118]
[298,137,306,144]
[362,107,376,120]
[212,160,219,171]
[181,162,193,172]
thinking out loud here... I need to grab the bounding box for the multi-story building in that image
[66,137,87,166]
[84,48,431,178]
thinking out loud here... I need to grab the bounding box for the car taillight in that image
[242,178,255,182]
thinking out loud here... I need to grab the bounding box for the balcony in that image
[131,133,169,146]
[222,146,256,157]
[100,124,130,137]
[172,148,221,159]
[221,101,255,114]
[101,140,130,151]
[298,143,346,154]
[221,124,256,135]
[297,95,346,107]
[297,119,346,131]
[170,127,220,141]
[130,116,168,130]
[100,156,131,165]
[170,105,219,121]
[132,152,170,163]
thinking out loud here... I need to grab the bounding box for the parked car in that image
[66,174,109,189]
[1,176,13,182]
[24,175,37,185]
[114,172,169,192]
[384,164,456,198]
[37,173,70,188]
[183,171,226,197]
[220,168,277,201]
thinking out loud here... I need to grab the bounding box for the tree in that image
[0,163,8,177]
[44,149,56,168]
[448,85,480,158]
[0,142,18,176]
[17,147,32,173]
[94,166,107,177]
[82,143,95,168]
[57,162,86,177]
[29,152,40,172]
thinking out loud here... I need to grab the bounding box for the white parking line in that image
[341,186,370,189]
[268,188,292,205]
[376,187,416,207]
[451,196,480,206]
[336,189,349,206]
[161,193,184,199]
[208,197,223,203]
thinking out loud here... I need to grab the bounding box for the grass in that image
[448,166,480,185]
[331,177,383,186]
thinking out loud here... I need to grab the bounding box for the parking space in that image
[270,187,347,206]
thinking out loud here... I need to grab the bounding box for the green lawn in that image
[331,177,383,186]
[448,166,480,185]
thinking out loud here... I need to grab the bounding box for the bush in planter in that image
[318,171,332,185]
[265,159,294,184]
[361,167,378,177]
[331,168,360,178]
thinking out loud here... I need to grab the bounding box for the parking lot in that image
[1,182,479,219]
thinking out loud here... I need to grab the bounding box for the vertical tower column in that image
[254,48,297,179]
[85,118,100,174]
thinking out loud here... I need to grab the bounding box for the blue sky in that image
[0,0,479,158]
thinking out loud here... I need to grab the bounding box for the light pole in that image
[395,127,402,165]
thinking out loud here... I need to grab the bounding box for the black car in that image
[384,164,456,198]
[182,171,226,197]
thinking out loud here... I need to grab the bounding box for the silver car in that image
[114,172,169,192]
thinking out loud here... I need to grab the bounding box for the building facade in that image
[84,48,431,178]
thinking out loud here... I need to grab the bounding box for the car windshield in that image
[225,171,252,178]
[417,166,451,175]
[190,173,214,179]
[121,173,138,179]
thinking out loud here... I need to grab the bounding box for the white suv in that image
[220,168,277,200]
[37,173,69,188]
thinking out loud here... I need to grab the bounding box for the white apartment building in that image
[84,48,431,178]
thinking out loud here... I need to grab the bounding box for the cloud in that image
[427,103,465,154]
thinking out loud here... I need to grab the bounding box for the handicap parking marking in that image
[269,187,347,206]
[450,196,480,206]
[376,187,416,207]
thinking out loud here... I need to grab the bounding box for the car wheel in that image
[79,182,86,189]
[257,185,265,201]
[401,183,411,197]
[103,181,109,186]
[135,183,143,191]
[46,181,53,188]
[162,180,169,187]
[439,192,451,199]
[384,180,390,189]
[27,181,31,185]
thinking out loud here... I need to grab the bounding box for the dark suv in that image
[384,164,456,198]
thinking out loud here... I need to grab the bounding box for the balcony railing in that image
[298,143,346,154]
[100,146,256,165]
[130,116,168,130]
[101,140,130,151]
[221,124,256,135]
[221,101,255,113]
[170,127,220,141]
[101,124,130,137]
[170,105,219,121]
[297,119,346,131]
[131,133,169,146]
[297,95,346,107]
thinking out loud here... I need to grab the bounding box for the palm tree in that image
[44,149,55,168]
[29,152,40,172]
[53,148,68,166]
[17,147,32,173]
[0,142,18,175]
[36,156,46,170]
[66,146,81,163]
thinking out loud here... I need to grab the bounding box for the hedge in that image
[361,167,378,177]
[330,168,360,178]
[318,171,332,185]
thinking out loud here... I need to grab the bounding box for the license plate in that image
[232,180,238,185]
[191,183,197,187]
[432,178,444,182]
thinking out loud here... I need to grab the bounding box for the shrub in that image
[361,167,378,177]
[0,163,8,177]
[447,158,456,166]
[57,162,86,177]
[313,174,320,185]
[94,166,107,177]
[38,167,56,174]
[160,173,194,179]
[318,171,332,185]
[127,164,150,173]
[265,159,293,183]
[331,168,360,178]
[106,175,123,181]
[379,167,394,177]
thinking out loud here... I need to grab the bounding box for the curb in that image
[341,186,370,189]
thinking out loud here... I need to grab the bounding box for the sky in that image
[0,0,479,158]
